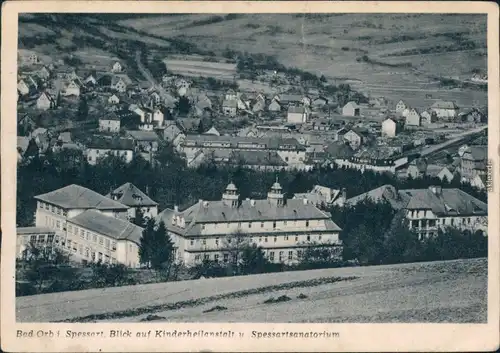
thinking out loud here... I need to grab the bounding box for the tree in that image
[151,220,174,272]
[175,96,191,116]
[222,230,250,275]
[382,211,422,264]
[90,262,131,288]
[139,219,156,268]
[239,244,270,274]
[134,207,146,227]
[77,97,89,121]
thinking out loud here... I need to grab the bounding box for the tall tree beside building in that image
[138,219,156,268]
[134,208,145,227]
[239,244,270,274]
[77,97,89,121]
[223,230,250,275]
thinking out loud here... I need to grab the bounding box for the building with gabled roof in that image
[461,145,487,180]
[430,100,460,119]
[107,182,158,221]
[294,185,343,209]
[86,137,135,165]
[99,112,121,133]
[156,181,342,265]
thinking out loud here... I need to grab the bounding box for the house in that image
[381,118,402,138]
[17,79,31,96]
[126,130,160,153]
[252,98,266,113]
[35,66,51,80]
[430,100,460,119]
[343,129,365,150]
[17,136,32,161]
[222,99,238,116]
[53,65,78,80]
[421,110,438,125]
[18,114,37,136]
[86,137,135,165]
[405,108,421,127]
[107,183,159,222]
[36,92,56,110]
[460,145,487,180]
[225,89,238,101]
[312,119,332,131]
[99,112,121,133]
[111,61,123,73]
[108,94,120,105]
[156,181,342,265]
[152,108,165,127]
[62,80,80,97]
[16,227,56,258]
[459,108,485,124]
[342,101,360,116]
[406,158,428,179]
[345,185,408,210]
[402,186,487,238]
[268,99,281,112]
[236,96,250,110]
[163,123,183,142]
[111,76,128,93]
[287,106,309,124]
[312,97,328,109]
[58,132,72,144]
[279,94,303,106]
[395,100,408,113]
[470,174,488,190]
[293,185,342,208]
[84,73,97,86]
[227,150,288,171]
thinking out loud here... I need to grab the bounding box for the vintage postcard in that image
[1,1,499,352]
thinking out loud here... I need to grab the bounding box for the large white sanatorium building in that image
[157,180,343,266]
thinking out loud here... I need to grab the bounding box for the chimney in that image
[341,188,347,201]
[199,199,203,204]
[303,198,308,205]
[250,199,256,207]
[203,201,209,208]
[246,197,250,201]
[429,185,442,196]
[174,205,179,213]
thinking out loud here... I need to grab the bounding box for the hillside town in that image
[16,45,489,272]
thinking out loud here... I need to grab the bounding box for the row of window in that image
[24,233,54,244]
[411,217,477,228]
[55,237,117,264]
[190,234,322,247]
[200,220,312,230]
[67,224,117,251]
[38,202,67,217]
[194,250,304,262]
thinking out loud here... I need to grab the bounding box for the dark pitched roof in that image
[68,210,143,245]
[35,184,129,210]
[401,187,487,216]
[127,130,160,142]
[17,227,55,235]
[325,142,354,159]
[88,137,134,150]
[230,150,287,166]
[431,100,459,110]
[106,182,158,207]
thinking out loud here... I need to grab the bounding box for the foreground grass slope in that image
[17,258,487,323]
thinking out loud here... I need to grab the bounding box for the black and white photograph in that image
[2,1,499,352]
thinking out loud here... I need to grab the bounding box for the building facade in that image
[157,181,343,266]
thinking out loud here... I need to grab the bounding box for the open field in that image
[17,258,487,323]
[164,59,237,79]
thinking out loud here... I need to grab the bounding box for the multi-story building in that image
[33,184,144,267]
[157,181,343,266]
[403,185,488,238]
[16,227,56,258]
[86,137,134,165]
[180,135,307,169]
[106,182,159,222]
[430,100,460,119]
[460,145,487,181]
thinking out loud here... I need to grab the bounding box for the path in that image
[135,50,175,106]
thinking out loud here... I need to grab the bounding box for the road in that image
[418,125,487,158]
[135,50,176,106]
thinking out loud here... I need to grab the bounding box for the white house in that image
[405,108,421,127]
[430,101,460,119]
[62,80,80,97]
[111,61,123,73]
[287,106,309,124]
[107,183,159,222]
[381,118,401,138]
[268,99,281,112]
[421,110,438,125]
[152,108,165,127]
[98,112,121,133]
[395,100,407,113]
[108,94,120,105]
[17,79,30,96]
[342,101,360,116]
[86,137,135,165]
[36,92,56,110]
[111,76,128,93]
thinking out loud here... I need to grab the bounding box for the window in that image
[73,244,78,253]
[429,220,436,227]
[63,210,67,217]
[411,220,419,228]
[30,235,36,243]
[279,251,284,261]
[238,222,242,228]
[195,255,201,261]
[86,232,90,241]
[202,238,206,245]
[259,237,262,242]
[305,221,309,227]
[74,227,78,235]
[288,251,293,260]
[265,237,268,243]
[201,224,205,230]
[85,247,90,258]
[269,252,275,261]
[98,252,103,261]
[307,235,311,241]
[37,235,45,243]
[297,250,303,258]
[223,253,229,263]
[105,239,110,249]
[47,234,54,243]
[261,222,264,228]
[467,218,471,224]
[93,234,97,243]
[203,254,210,260]
[248,222,252,228]
[61,239,66,247]
[67,240,72,249]
[111,242,116,251]
[111,257,116,264]
[295,236,298,241]
[57,208,61,215]
[190,240,194,246]
[99,237,104,246]
[51,205,55,213]
[105,255,110,263]
[56,221,60,229]
[79,245,83,254]
[274,237,277,243]
[273,221,276,229]
[91,251,96,261]
[319,235,322,241]
[38,202,43,209]
[451,218,454,225]
[54,235,59,243]
[45,203,49,210]
[215,238,219,246]
[214,254,219,262]
[68,225,72,233]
